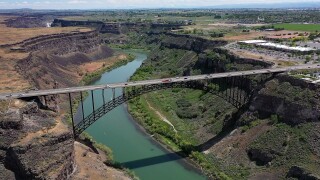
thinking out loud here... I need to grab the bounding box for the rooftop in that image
[238,40,315,52]
[239,40,267,44]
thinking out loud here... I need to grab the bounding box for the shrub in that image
[176,99,192,107]
[176,108,198,119]
[270,114,279,124]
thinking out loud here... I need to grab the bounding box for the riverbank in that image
[127,95,217,179]
[66,49,139,179]
[125,48,231,179]
[80,51,206,180]
[74,132,139,180]
[65,50,136,125]
[80,52,136,85]
[123,101,205,175]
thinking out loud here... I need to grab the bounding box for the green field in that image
[274,23,320,32]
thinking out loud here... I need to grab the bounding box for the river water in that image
[76,51,206,180]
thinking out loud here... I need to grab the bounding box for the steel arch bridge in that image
[73,74,271,137]
[1,64,319,137]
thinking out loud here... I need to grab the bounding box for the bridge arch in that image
[74,77,255,137]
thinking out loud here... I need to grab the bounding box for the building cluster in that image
[238,40,315,53]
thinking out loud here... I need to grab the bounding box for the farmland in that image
[274,23,320,32]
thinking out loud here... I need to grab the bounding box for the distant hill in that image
[203,2,320,9]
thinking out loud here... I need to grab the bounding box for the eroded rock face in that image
[249,77,320,125]
[160,33,227,53]
[0,102,75,180]
[6,132,75,180]
[250,94,320,125]
[287,166,320,180]
[247,148,274,165]
[15,31,113,90]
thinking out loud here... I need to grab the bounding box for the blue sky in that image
[0,0,319,9]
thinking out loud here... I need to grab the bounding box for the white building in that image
[313,72,320,79]
[238,40,315,53]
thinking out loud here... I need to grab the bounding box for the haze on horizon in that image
[0,0,319,9]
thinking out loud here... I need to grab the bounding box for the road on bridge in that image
[1,64,319,100]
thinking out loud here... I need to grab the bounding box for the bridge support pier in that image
[43,96,47,107]
[68,93,76,138]
[112,88,115,100]
[91,90,96,121]
[102,89,106,114]
[80,92,85,121]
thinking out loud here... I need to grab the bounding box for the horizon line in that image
[0,1,320,11]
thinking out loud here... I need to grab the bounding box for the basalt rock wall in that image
[51,19,104,27]
[249,75,320,125]
[22,31,102,55]
[16,45,114,90]
[15,28,113,90]
[160,33,227,53]
[155,33,273,73]
[0,103,75,180]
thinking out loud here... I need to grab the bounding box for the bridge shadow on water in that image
[121,103,249,169]
[121,122,237,169]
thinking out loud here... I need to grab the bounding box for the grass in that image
[273,23,320,32]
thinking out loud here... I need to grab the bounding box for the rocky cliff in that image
[0,102,75,179]
[0,20,133,179]
[160,33,227,53]
[249,75,320,125]
[16,45,114,90]
[144,32,273,75]
[22,31,102,55]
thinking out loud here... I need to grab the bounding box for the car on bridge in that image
[162,79,172,83]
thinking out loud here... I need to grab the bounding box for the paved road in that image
[1,64,319,100]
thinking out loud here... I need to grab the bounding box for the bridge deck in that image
[1,64,319,100]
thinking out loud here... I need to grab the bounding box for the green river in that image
[76,51,206,180]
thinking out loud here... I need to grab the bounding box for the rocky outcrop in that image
[16,45,113,90]
[147,32,272,75]
[6,132,75,180]
[287,166,320,180]
[249,76,320,125]
[0,30,100,50]
[160,33,227,53]
[52,19,121,34]
[14,20,113,91]
[3,16,54,28]
[195,50,272,74]
[247,148,274,165]
[23,31,102,55]
[52,19,104,27]
[0,102,75,179]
